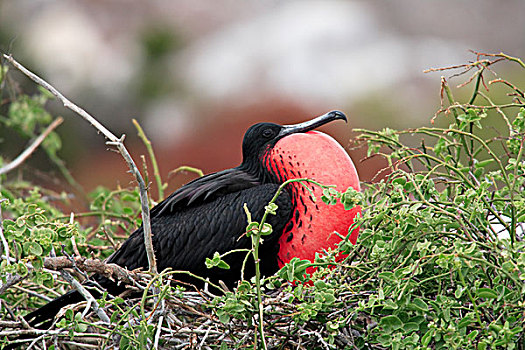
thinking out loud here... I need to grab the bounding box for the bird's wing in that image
[152,167,260,216]
[108,183,292,288]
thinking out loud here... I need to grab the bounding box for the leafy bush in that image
[338,53,525,349]
[0,53,524,349]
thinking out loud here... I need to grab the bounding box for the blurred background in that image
[1,0,524,196]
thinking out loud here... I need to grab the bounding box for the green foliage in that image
[0,86,83,191]
[0,186,77,291]
[345,56,525,348]
[3,90,61,156]
[277,257,312,283]
[1,52,525,349]
[87,186,142,259]
[211,281,257,324]
[2,188,76,257]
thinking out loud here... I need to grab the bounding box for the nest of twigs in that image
[1,268,367,349]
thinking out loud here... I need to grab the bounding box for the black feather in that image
[110,183,292,286]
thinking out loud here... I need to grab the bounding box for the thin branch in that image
[169,165,204,178]
[0,273,24,295]
[13,285,53,302]
[0,254,148,297]
[49,246,111,324]
[106,137,156,274]
[473,51,525,69]
[0,198,9,265]
[154,314,164,349]
[3,55,113,140]
[2,53,157,274]
[58,269,110,323]
[43,256,148,286]
[133,119,164,201]
[0,117,63,175]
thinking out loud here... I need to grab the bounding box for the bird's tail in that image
[4,273,127,348]
[23,274,122,330]
[24,289,84,329]
[2,290,85,350]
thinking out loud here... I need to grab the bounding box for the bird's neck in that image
[260,146,305,206]
[239,148,284,186]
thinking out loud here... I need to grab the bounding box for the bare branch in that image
[0,254,147,297]
[2,55,114,141]
[0,117,63,175]
[0,199,10,265]
[58,269,110,323]
[0,273,24,295]
[2,53,157,274]
[43,256,148,286]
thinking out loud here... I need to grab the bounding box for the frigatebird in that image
[23,110,361,329]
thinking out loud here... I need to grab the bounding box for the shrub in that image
[0,52,524,349]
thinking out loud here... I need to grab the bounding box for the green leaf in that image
[110,311,120,323]
[434,137,446,156]
[326,320,340,332]
[264,202,278,215]
[216,260,230,269]
[403,322,420,333]
[65,309,74,320]
[383,298,399,310]
[119,335,130,349]
[408,316,425,325]
[377,334,392,346]
[22,242,31,255]
[380,315,404,333]
[113,297,125,304]
[245,222,259,237]
[455,285,465,298]
[29,242,43,256]
[477,341,488,350]
[378,271,396,283]
[476,287,497,299]
[205,252,230,270]
[122,207,135,216]
[75,322,88,332]
[421,330,433,347]
[217,310,230,323]
[468,330,479,340]
[278,258,311,282]
[313,280,327,289]
[16,217,26,227]
[260,223,273,236]
[409,297,428,312]
[475,159,494,168]
[16,262,29,276]
[457,313,476,328]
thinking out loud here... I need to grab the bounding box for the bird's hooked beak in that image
[278,110,347,138]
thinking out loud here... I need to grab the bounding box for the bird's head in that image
[240,110,347,173]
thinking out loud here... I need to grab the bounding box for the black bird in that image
[22,110,359,330]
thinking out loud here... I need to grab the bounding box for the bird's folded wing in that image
[108,183,292,285]
[152,167,260,216]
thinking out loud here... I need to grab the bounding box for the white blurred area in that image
[490,215,525,241]
[1,0,524,146]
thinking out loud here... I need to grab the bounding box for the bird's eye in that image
[262,129,274,138]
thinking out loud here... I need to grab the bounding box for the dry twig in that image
[0,117,63,175]
[2,53,157,274]
[43,256,148,286]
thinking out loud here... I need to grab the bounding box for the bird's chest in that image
[277,182,352,268]
[264,132,361,268]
